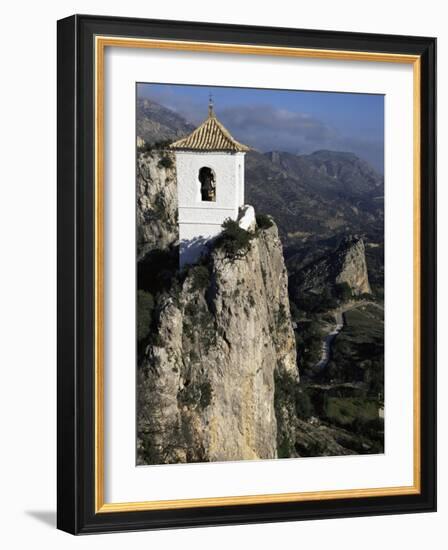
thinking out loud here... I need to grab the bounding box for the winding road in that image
[314,301,383,370]
[315,311,344,369]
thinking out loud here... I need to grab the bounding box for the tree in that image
[256,213,274,229]
[215,218,254,259]
[335,282,353,302]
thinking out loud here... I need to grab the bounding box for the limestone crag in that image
[137,150,178,260]
[137,97,195,146]
[334,237,371,295]
[137,222,298,464]
[295,235,371,297]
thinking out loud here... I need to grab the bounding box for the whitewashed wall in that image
[175,150,246,266]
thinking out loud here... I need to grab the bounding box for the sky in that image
[138,83,384,174]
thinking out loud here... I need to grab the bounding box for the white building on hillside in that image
[170,100,250,268]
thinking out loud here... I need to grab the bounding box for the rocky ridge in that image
[137,98,194,146]
[135,101,384,461]
[136,147,304,464]
[137,150,178,260]
[291,235,371,298]
[137,222,298,464]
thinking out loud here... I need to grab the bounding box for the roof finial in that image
[208,92,214,117]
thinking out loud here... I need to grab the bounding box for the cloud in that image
[218,104,338,153]
[138,85,206,124]
[139,86,383,173]
[217,105,383,173]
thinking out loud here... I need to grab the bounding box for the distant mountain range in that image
[137,98,195,144]
[136,97,384,248]
[136,98,385,458]
[245,149,383,246]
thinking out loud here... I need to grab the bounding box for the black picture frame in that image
[57,14,436,534]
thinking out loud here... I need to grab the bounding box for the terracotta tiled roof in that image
[170,111,249,153]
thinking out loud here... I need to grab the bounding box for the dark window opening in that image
[199,167,216,202]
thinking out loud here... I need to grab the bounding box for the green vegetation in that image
[153,139,172,149]
[295,388,314,420]
[152,190,168,219]
[189,265,210,292]
[137,141,153,154]
[303,305,385,453]
[325,306,384,397]
[276,304,288,328]
[284,301,384,456]
[183,301,216,352]
[138,247,179,296]
[292,288,337,314]
[214,218,254,259]
[293,319,324,375]
[158,155,174,169]
[325,397,378,427]
[274,370,296,406]
[274,370,316,457]
[184,301,197,318]
[137,246,180,360]
[335,282,353,301]
[138,139,173,154]
[178,379,213,410]
[140,436,159,465]
[289,301,301,322]
[322,395,384,453]
[277,438,293,459]
[345,306,383,334]
[137,290,154,342]
[274,369,298,457]
[365,243,384,300]
[256,213,274,230]
[199,381,213,408]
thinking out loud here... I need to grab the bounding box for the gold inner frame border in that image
[94,36,421,513]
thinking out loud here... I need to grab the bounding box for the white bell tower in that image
[170,98,250,268]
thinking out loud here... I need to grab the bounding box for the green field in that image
[325,396,379,427]
[323,304,384,397]
[343,305,384,340]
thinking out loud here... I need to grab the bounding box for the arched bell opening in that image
[198,166,216,202]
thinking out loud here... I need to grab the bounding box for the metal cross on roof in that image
[208,92,214,117]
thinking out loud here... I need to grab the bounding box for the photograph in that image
[53,9,436,536]
[136,83,385,465]
[0,0,441,542]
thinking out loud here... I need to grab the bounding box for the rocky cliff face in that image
[245,149,384,246]
[137,150,178,260]
[334,237,371,295]
[292,235,371,298]
[137,223,298,464]
[137,98,194,146]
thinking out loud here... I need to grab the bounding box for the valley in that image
[136,97,385,460]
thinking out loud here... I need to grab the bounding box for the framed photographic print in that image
[57,14,436,534]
